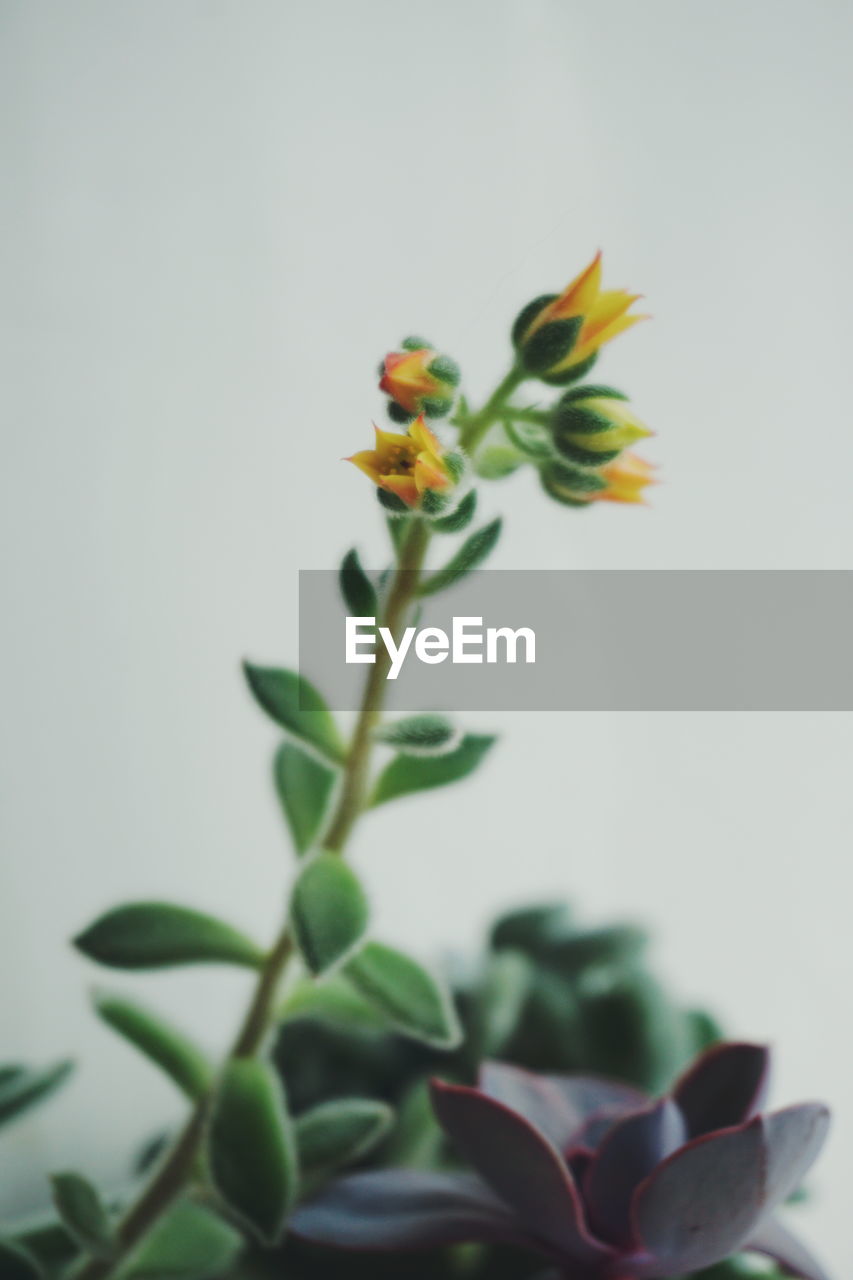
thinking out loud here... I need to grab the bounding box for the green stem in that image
[73,517,431,1280]
[503,405,549,426]
[323,516,431,851]
[457,363,528,453]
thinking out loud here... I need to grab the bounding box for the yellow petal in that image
[551,250,603,320]
[347,450,383,484]
[414,454,450,494]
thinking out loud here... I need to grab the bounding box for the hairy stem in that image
[73,516,431,1280]
[457,363,528,453]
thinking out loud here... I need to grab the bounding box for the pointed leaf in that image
[0,1062,73,1130]
[94,993,211,1100]
[115,1200,241,1280]
[375,714,460,756]
[747,1217,830,1280]
[74,902,264,971]
[290,854,369,976]
[277,973,386,1032]
[296,1099,393,1182]
[431,489,477,533]
[344,942,461,1048]
[370,734,496,807]
[49,1172,114,1258]
[418,518,502,596]
[430,1081,610,1263]
[0,1242,42,1280]
[674,1042,770,1138]
[290,1170,525,1251]
[339,549,378,619]
[243,663,345,764]
[274,743,336,856]
[207,1059,298,1244]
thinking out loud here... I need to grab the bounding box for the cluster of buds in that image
[348,414,466,516]
[379,338,461,424]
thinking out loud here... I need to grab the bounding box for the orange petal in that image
[379,473,420,506]
[414,454,450,494]
[552,250,603,320]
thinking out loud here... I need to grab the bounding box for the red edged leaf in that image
[673,1041,770,1137]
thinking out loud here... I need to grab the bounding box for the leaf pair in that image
[207,1062,392,1246]
[289,853,461,1052]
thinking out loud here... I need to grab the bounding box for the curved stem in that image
[457,363,528,453]
[73,517,431,1280]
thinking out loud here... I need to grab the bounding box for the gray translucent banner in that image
[298,571,853,711]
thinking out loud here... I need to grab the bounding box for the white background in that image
[3,0,852,1270]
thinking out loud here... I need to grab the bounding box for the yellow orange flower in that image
[596,452,657,504]
[379,344,460,420]
[348,415,453,508]
[514,252,648,381]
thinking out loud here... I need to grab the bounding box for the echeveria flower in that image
[513,251,647,383]
[290,1043,830,1280]
[348,415,454,508]
[542,452,657,508]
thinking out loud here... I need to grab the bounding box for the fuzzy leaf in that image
[277,973,386,1032]
[339,549,378,619]
[370,734,496,807]
[115,1200,241,1279]
[290,854,369,976]
[75,903,264,972]
[417,519,502,596]
[345,942,461,1049]
[374,714,459,756]
[49,1172,114,1258]
[94,993,211,1100]
[207,1059,298,1244]
[431,489,477,533]
[243,663,345,764]
[0,1241,42,1280]
[274,743,336,856]
[296,1099,393,1182]
[0,1062,73,1130]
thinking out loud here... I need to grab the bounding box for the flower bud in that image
[379,341,461,420]
[347,414,457,510]
[512,252,647,384]
[551,385,652,466]
[541,453,656,507]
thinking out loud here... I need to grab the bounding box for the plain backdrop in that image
[3,0,852,1270]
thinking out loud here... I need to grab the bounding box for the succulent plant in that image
[289,1043,830,1280]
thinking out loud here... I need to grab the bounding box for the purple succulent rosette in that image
[290,1042,831,1279]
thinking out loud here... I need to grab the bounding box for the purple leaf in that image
[762,1104,831,1210]
[430,1079,612,1262]
[584,1099,687,1248]
[289,1169,527,1252]
[478,1062,588,1151]
[747,1216,831,1280]
[541,1073,649,1133]
[674,1042,770,1138]
[632,1117,768,1275]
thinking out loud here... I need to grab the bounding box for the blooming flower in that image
[290,1043,830,1280]
[513,252,647,383]
[348,415,453,509]
[379,341,460,420]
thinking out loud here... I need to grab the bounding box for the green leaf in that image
[74,903,264,972]
[207,1059,298,1244]
[380,1080,444,1170]
[430,488,477,533]
[7,1214,75,1275]
[474,949,535,1059]
[370,734,496,807]
[475,445,524,479]
[296,1098,392,1183]
[290,854,369,976]
[274,743,336,856]
[0,1241,42,1280]
[242,663,345,765]
[546,924,648,976]
[504,416,554,459]
[339,549,378,619]
[94,993,211,1100]
[0,1062,73,1130]
[49,1172,114,1258]
[344,942,462,1049]
[277,973,387,1032]
[417,518,502,596]
[115,1200,241,1280]
[490,902,574,954]
[374,714,459,756]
